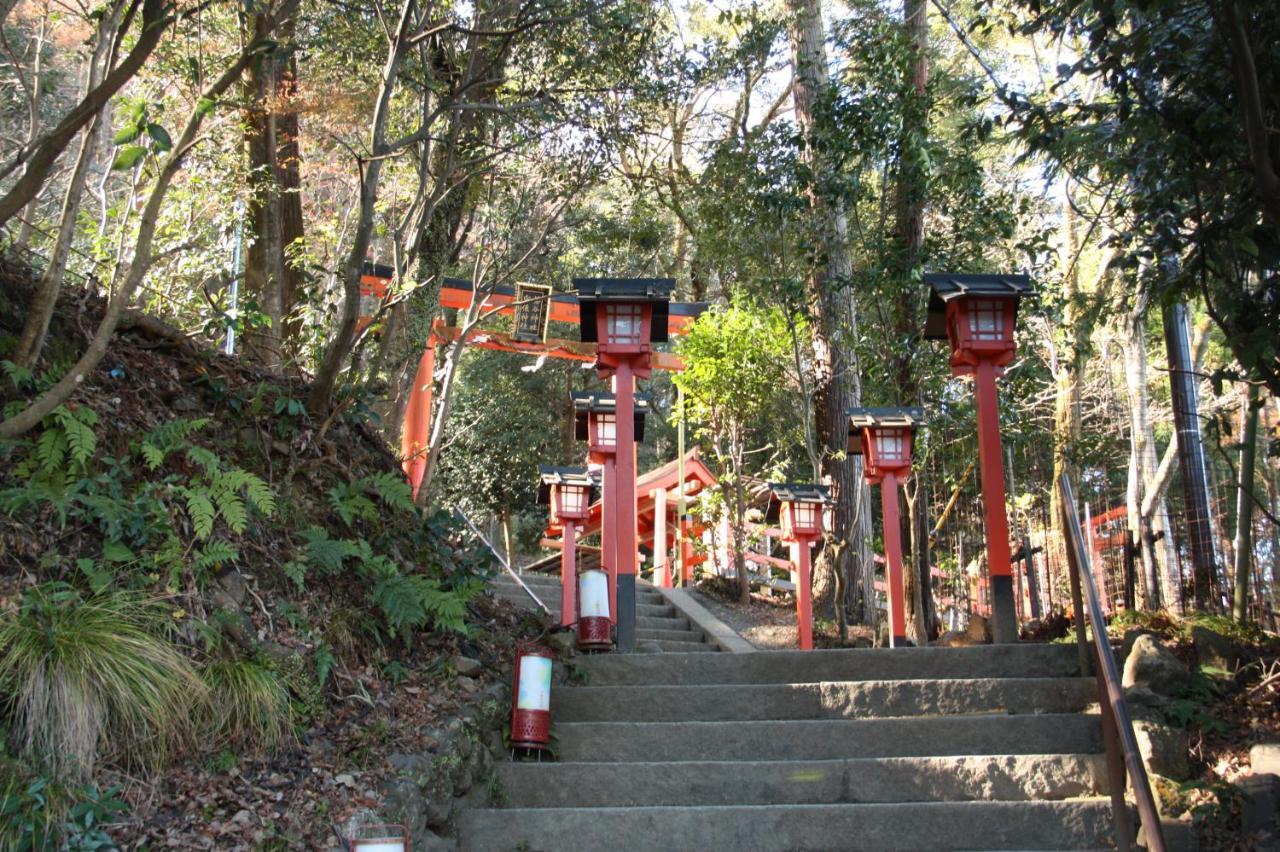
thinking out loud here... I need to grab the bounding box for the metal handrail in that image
[453,506,553,617]
[1057,474,1166,852]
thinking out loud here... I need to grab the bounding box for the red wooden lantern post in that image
[574,279,673,653]
[924,273,1034,644]
[767,483,832,651]
[537,467,595,629]
[572,391,649,634]
[510,644,554,751]
[848,407,925,648]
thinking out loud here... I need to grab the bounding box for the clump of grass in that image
[0,584,205,778]
[200,658,293,750]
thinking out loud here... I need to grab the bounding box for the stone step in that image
[643,639,718,653]
[493,753,1109,808]
[633,628,706,645]
[579,644,1082,686]
[635,615,690,631]
[553,677,1098,722]
[491,583,667,608]
[554,714,1101,763]
[636,603,675,618]
[459,799,1117,851]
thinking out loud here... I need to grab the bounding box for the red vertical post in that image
[560,520,577,628]
[794,538,814,650]
[613,365,638,653]
[602,455,617,625]
[973,359,1018,643]
[880,471,908,647]
[401,340,436,498]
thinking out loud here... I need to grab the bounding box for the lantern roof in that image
[571,391,650,441]
[536,465,595,505]
[573,277,677,343]
[922,272,1034,340]
[847,406,925,431]
[361,260,395,279]
[766,482,832,505]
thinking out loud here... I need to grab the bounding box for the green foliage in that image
[0,585,205,778]
[1163,665,1231,736]
[199,659,292,751]
[0,756,129,852]
[139,417,209,471]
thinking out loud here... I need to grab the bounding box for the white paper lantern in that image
[579,570,610,619]
[515,654,552,712]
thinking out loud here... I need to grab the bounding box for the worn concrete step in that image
[636,603,675,618]
[579,644,1081,686]
[554,714,1101,763]
[493,753,1109,808]
[553,677,1098,722]
[645,639,717,653]
[634,615,690,631]
[633,628,706,645]
[459,799,1117,851]
[491,580,667,605]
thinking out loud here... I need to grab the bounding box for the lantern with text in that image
[848,407,925,648]
[924,272,1033,644]
[510,644,554,752]
[538,467,596,629]
[767,483,832,651]
[577,569,612,650]
[573,279,673,654]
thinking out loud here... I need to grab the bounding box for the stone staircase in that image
[461,644,1120,851]
[489,572,720,652]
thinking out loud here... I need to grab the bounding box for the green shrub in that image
[200,659,292,750]
[0,585,204,778]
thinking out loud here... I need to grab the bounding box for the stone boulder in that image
[1190,625,1240,672]
[1252,743,1280,777]
[966,615,992,645]
[1132,719,1190,780]
[1122,634,1190,697]
[934,630,969,647]
[1118,628,1157,664]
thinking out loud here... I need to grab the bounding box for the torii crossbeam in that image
[399,278,702,496]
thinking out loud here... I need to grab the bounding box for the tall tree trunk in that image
[1121,310,1162,609]
[241,9,304,368]
[15,11,48,249]
[308,0,416,414]
[13,5,118,367]
[0,45,270,437]
[1232,384,1260,622]
[1163,300,1221,608]
[785,0,873,627]
[0,0,170,228]
[1048,187,1086,605]
[892,0,932,643]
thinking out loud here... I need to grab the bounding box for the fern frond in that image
[193,541,238,572]
[53,405,97,470]
[179,488,216,539]
[366,472,414,512]
[185,446,220,476]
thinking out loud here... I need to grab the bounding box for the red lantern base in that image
[510,707,550,750]
[577,616,612,651]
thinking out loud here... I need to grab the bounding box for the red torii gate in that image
[397,277,701,495]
